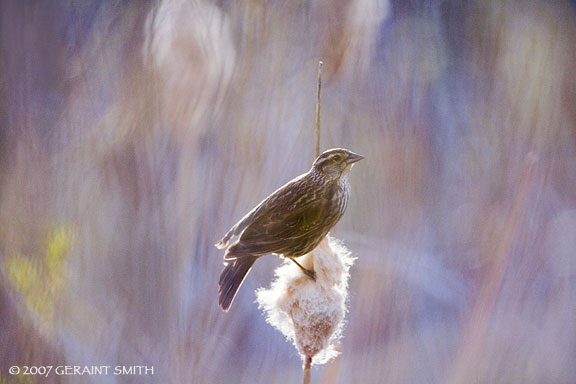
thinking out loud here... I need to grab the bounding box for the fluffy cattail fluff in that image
[256,235,355,366]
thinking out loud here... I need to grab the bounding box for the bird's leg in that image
[288,257,316,281]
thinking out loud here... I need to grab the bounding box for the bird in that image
[215,148,364,311]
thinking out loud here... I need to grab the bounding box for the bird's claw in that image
[304,269,316,281]
[287,257,316,281]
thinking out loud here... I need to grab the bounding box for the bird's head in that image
[313,148,364,179]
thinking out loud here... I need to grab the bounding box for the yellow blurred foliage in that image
[2,227,73,327]
[0,369,35,384]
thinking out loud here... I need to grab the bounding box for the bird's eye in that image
[333,154,341,161]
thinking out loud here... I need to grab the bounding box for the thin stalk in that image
[315,61,323,158]
[303,355,312,384]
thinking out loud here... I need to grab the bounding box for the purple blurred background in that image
[1,0,576,383]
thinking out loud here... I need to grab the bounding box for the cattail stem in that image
[315,61,323,158]
[303,355,312,384]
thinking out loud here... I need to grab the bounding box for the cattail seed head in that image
[256,235,355,365]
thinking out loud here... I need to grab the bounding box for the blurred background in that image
[1,0,576,383]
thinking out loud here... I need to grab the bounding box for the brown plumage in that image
[216,148,364,311]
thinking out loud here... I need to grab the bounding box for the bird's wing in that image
[215,174,307,249]
[235,184,334,255]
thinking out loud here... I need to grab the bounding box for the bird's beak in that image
[345,151,365,164]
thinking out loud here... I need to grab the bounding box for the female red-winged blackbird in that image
[216,148,364,311]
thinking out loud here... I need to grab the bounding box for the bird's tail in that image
[218,256,257,311]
